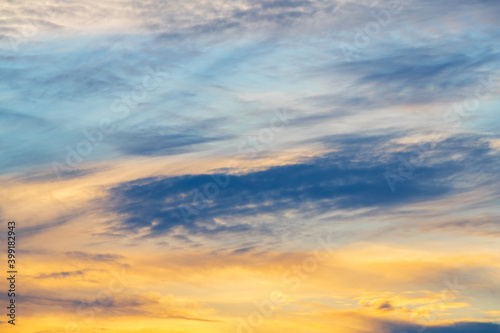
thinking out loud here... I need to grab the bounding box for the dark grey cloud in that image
[36,270,85,279]
[149,0,328,38]
[16,167,96,182]
[381,321,500,333]
[231,246,256,255]
[259,0,314,10]
[311,47,500,111]
[106,133,499,237]
[111,131,228,156]
[65,251,124,262]
[421,215,500,237]
[143,0,500,45]
[0,108,49,125]
[377,301,394,311]
[16,214,78,237]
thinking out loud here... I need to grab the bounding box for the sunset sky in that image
[0,0,500,332]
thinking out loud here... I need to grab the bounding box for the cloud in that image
[111,131,228,156]
[377,301,394,311]
[315,47,500,109]
[36,270,85,279]
[106,132,500,236]
[381,321,500,333]
[65,251,125,262]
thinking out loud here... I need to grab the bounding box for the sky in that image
[0,0,500,332]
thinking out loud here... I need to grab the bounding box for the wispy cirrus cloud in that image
[1,0,500,332]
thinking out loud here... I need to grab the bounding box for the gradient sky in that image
[1,0,500,332]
